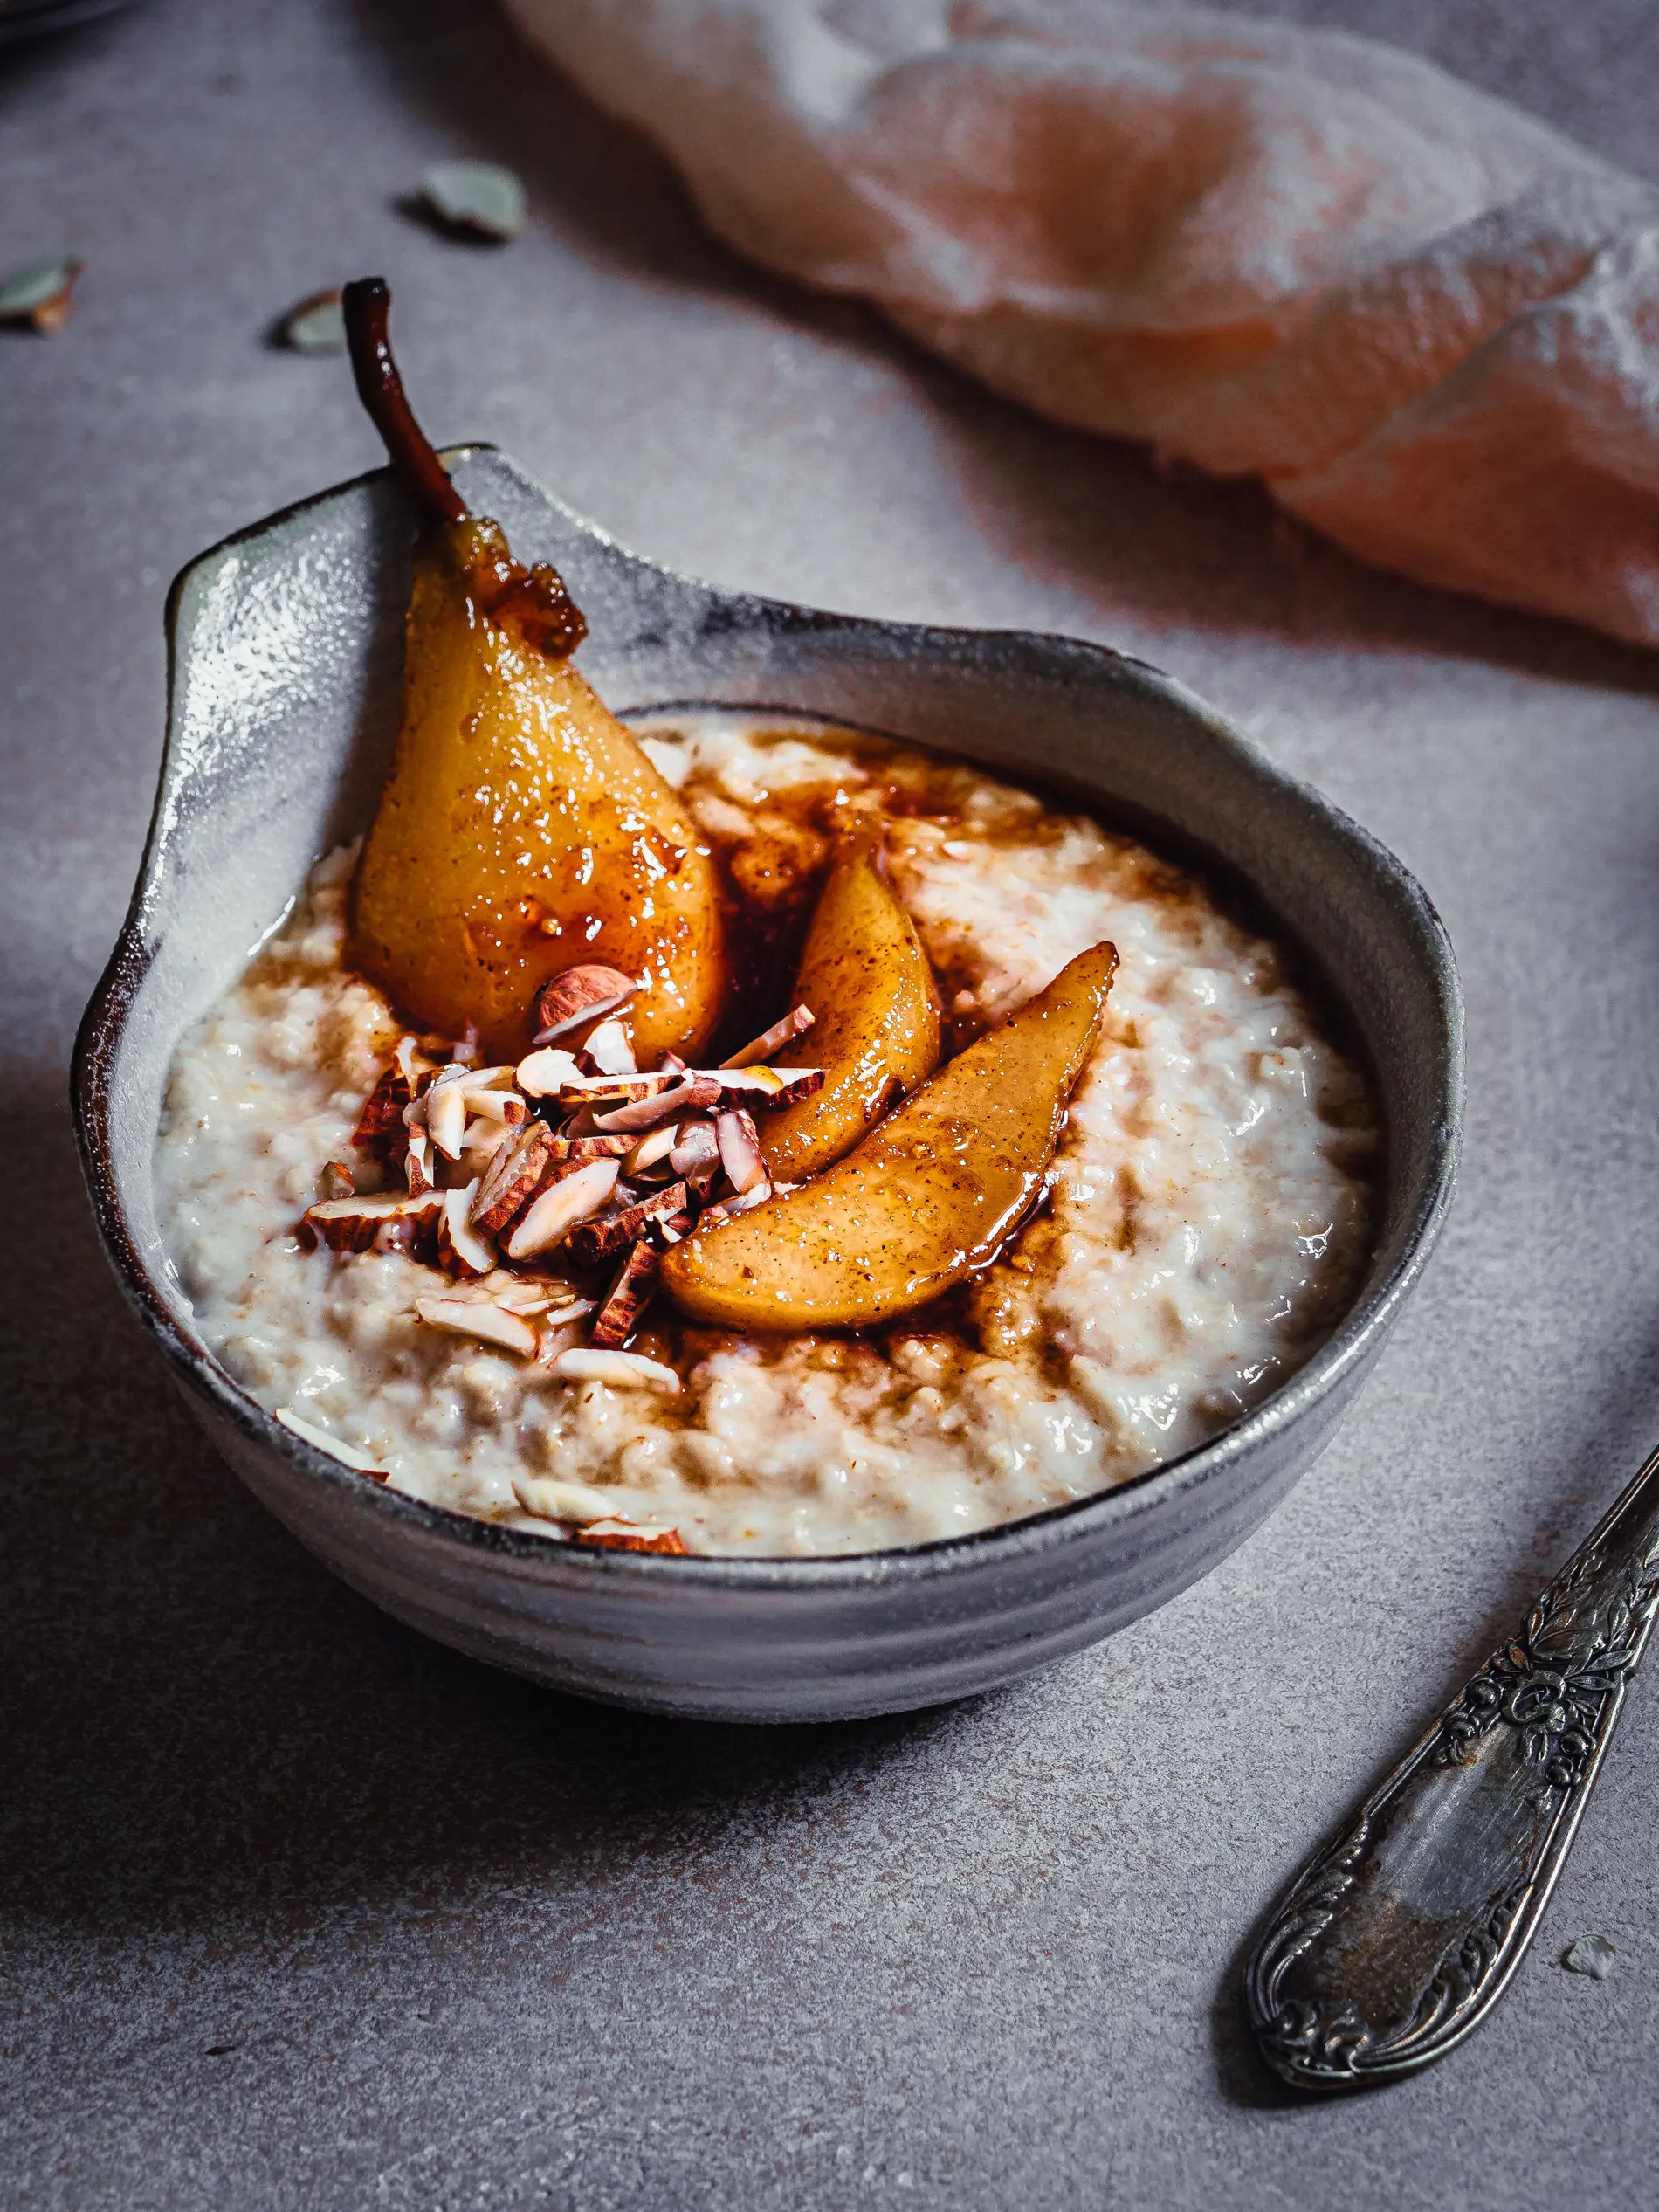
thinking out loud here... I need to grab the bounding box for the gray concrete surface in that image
[6,2,1659,2204]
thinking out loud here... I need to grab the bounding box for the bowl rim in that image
[72,454,1464,1592]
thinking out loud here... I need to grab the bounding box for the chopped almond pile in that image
[289,962,820,1543]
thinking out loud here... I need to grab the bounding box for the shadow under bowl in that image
[73,447,1462,1722]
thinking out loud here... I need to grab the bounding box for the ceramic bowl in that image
[73,448,1462,1723]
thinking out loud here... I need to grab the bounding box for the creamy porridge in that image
[155,713,1375,1557]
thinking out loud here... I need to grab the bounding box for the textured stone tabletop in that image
[6,3,1659,2205]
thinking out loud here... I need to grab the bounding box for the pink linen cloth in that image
[507,0,1659,647]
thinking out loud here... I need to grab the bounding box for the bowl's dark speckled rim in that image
[72,447,1463,1721]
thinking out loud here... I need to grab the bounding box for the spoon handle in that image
[1243,1442,1659,2086]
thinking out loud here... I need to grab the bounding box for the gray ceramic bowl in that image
[73,448,1461,1723]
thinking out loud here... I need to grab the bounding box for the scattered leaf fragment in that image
[0,254,81,335]
[279,287,347,354]
[1563,1934,1616,1980]
[419,159,527,242]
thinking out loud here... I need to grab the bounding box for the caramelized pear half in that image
[351,516,727,1063]
[662,939,1118,1331]
[759,837,940,1183]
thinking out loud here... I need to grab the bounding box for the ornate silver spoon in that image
[1244,1440,1659,2085]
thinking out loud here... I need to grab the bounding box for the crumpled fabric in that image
[506,0,1659,648]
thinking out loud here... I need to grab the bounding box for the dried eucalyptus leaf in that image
[0,253,81,334]
[279,288,347,355]
[419,160,527,243]
[1563,1933,1616,1979]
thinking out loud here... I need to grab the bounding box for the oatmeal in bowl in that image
[79,276,1455,1716]
[158,709,1375,1559]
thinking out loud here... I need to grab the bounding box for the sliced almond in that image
[622,1122,679,1178]
[512,1472,618,1524]
[351,1062,412,1153]
[723,1179,774,1216]
[437,1185,497,1278]
[567,1182,689,1269]
[660,1051,687,1075]
[668,1121,719,1175]
[577,1018,637,1077]
[534,964,638,1044]
[645,1209,695,1248]
[472,1120,554,1234]
[505,1157,620,1259]
[547,1133,633,1163]
[451,1023,482,1067]
[426,1074,470,1161]
[275,1406,385,1477]
[592,1075,720,1134]
[515,1045,587,1098]
[317,1159,355,1202]
[715,1106,767,1194]
[393,1034,429,1085]
[462,1117,517,1174]
[300,1190,442,1253]
[589,1239,662,1349]
[575,1520,689,1555]
[405,1126,436,1195]
[707,1065,825,1110]
[721,1004,815,1068]
[463,1087,527,1125]
[416,1296,538,1358]
[553,1346,681,1392]
[554,1071,682,1108]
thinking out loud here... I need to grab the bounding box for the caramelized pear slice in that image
[339,278,727,1064]
[351,516,726,1062]
[662,940,1117,1331]
[758,838,940,1183]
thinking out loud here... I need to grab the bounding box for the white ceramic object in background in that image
[73,448,1462,1722]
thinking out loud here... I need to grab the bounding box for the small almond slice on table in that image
[416,1296,538,1358]
[506,1157,620,1259]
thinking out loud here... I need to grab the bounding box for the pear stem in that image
[341,277,468,530]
